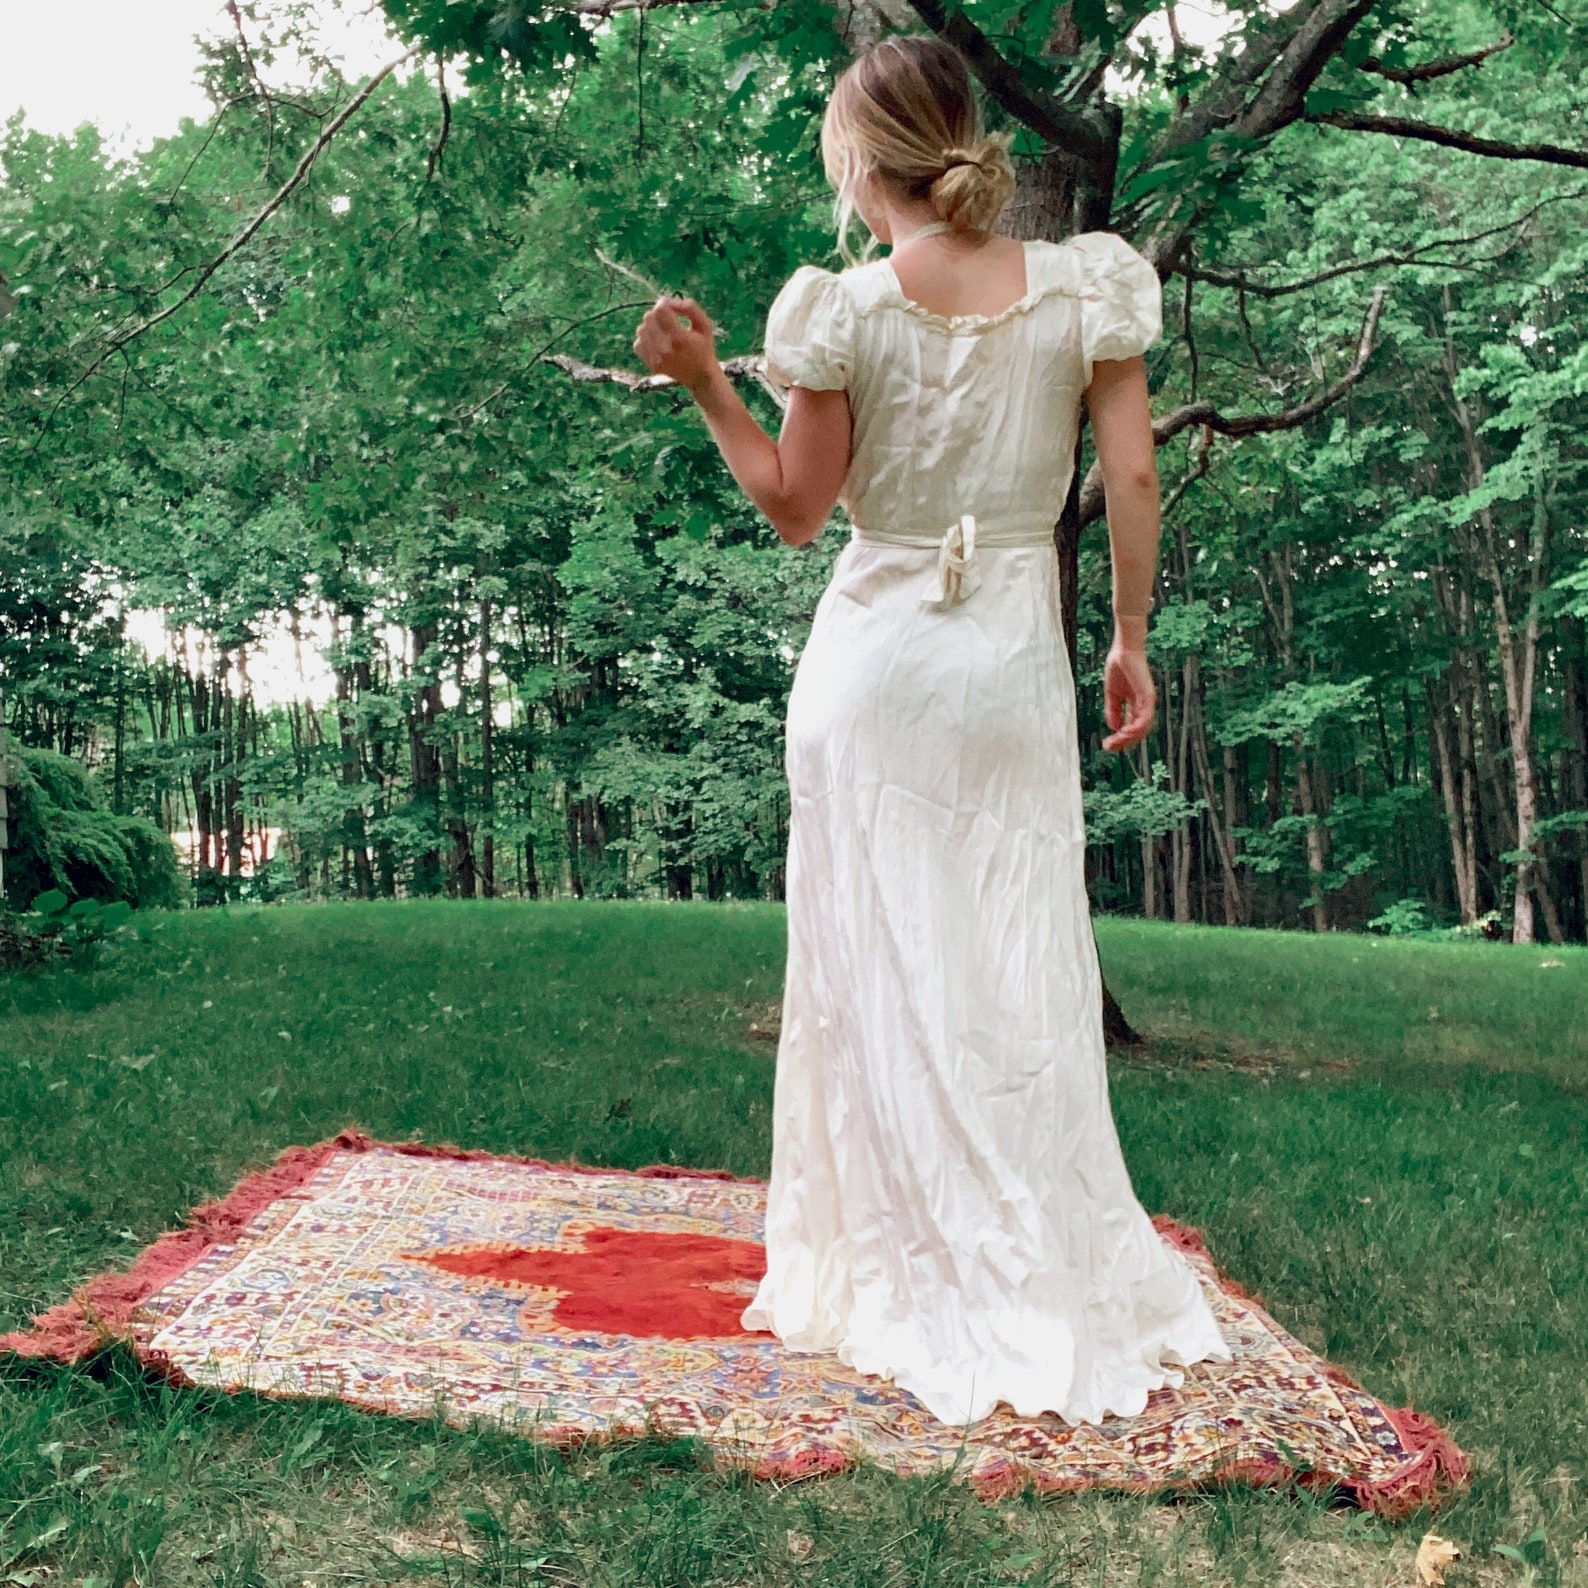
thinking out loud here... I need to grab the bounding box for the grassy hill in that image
[1,902,1583,1585]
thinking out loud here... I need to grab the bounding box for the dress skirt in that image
[740,535,1232,1427]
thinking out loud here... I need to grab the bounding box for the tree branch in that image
[1170,190,1584,298]
[1235,0,1383,139]
[1307,111,1588,169]
[65,50,419,397]
[1161,424,1214,518]
[545,352,786,408]
[901,0,1115,164]
[1357,33,1512,84]
[1077,286,1387,524]
[1131,0,1383,261]
[426,54,451,180]
[569,0,722,16]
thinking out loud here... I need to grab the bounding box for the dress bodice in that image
[761,233,1162,539]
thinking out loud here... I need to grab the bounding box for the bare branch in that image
[595,248,666,298]
[570,0,720,16]
[65,50,419,398]
[225,0,276,161]
[1171,190,1585,298]
[1358,33,1512,84]
[1307,110,1588,169]
[546,351,786,408]
[1077,287,1387,524]
[450,299,670,425]
[1161,424,1214,518]
[901,0,1115,164]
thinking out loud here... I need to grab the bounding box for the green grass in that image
[1,901,1584,1586]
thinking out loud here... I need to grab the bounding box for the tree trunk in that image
[224,673,245,895]
[1295,740,1329,932]
[479,597,496,898]
[335,613,375,900]
[1444,303,1552,942]
[409,624,444,895]
[1171,655,1194,923]
[1560,613,1588,939]
[444,637,478,899]
[1426,673,1478,923]
[1192,706,1243,928]
[1221,740,1249,925]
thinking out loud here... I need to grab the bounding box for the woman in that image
[632,34,1231,1428]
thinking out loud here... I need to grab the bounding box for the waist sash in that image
[850,512,1056,610]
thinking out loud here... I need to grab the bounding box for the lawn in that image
[0,901,1584,1586]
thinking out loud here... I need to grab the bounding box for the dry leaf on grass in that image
[1415,1532,1462,1585]
[386,1527,481,1561]
[786,1529,814,1561]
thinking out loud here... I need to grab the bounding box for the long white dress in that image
[738,232,1233,1428]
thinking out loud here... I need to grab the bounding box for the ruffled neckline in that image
[873,240,1076,335]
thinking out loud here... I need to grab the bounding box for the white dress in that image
[739,232,1233,1427]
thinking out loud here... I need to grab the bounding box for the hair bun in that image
[928,132,1016,232]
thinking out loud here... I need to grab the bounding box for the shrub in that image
[4,747,183,909]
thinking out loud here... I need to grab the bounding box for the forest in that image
[1,0,1585,941]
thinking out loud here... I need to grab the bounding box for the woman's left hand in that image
[634,296,720,394]
[1102,635,1155,752]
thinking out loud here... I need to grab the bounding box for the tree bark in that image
[1426,672,1478,922]
[1560,613,1588,939]
[335,612,375,899]
[1295,741,1330,932]
[479,597,496,898]
[409,624,444,896]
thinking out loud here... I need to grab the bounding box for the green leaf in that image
[28,890,68,917]
[19,1517,68,1552]
[457,1504,501,1536]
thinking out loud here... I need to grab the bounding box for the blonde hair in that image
[820,36,1016,266]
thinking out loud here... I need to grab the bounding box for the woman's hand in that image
[1102,621,1155,752]
[633,296,720,395]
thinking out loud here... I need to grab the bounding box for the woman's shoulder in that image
[767,259,898,329]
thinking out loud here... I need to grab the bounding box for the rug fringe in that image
[1148,1214,1470,1518]
[0,1139,346,1364]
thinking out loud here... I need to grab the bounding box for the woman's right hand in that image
[633,295,721,395]
[1102,624,1155,752]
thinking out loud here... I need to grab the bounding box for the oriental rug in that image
[2,1131,1467,1517]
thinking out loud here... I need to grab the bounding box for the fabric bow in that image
[923,514,982,611]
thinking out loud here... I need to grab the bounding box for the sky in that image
[0,0,398,152]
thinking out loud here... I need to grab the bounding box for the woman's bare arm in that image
[1084,354,1161,753]
[634,296,851,546]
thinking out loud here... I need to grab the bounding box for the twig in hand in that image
[595,247,666,299]
[594,247,725,340]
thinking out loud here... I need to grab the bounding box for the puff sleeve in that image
[762,265,854,393]
[1072,231,1162,385]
